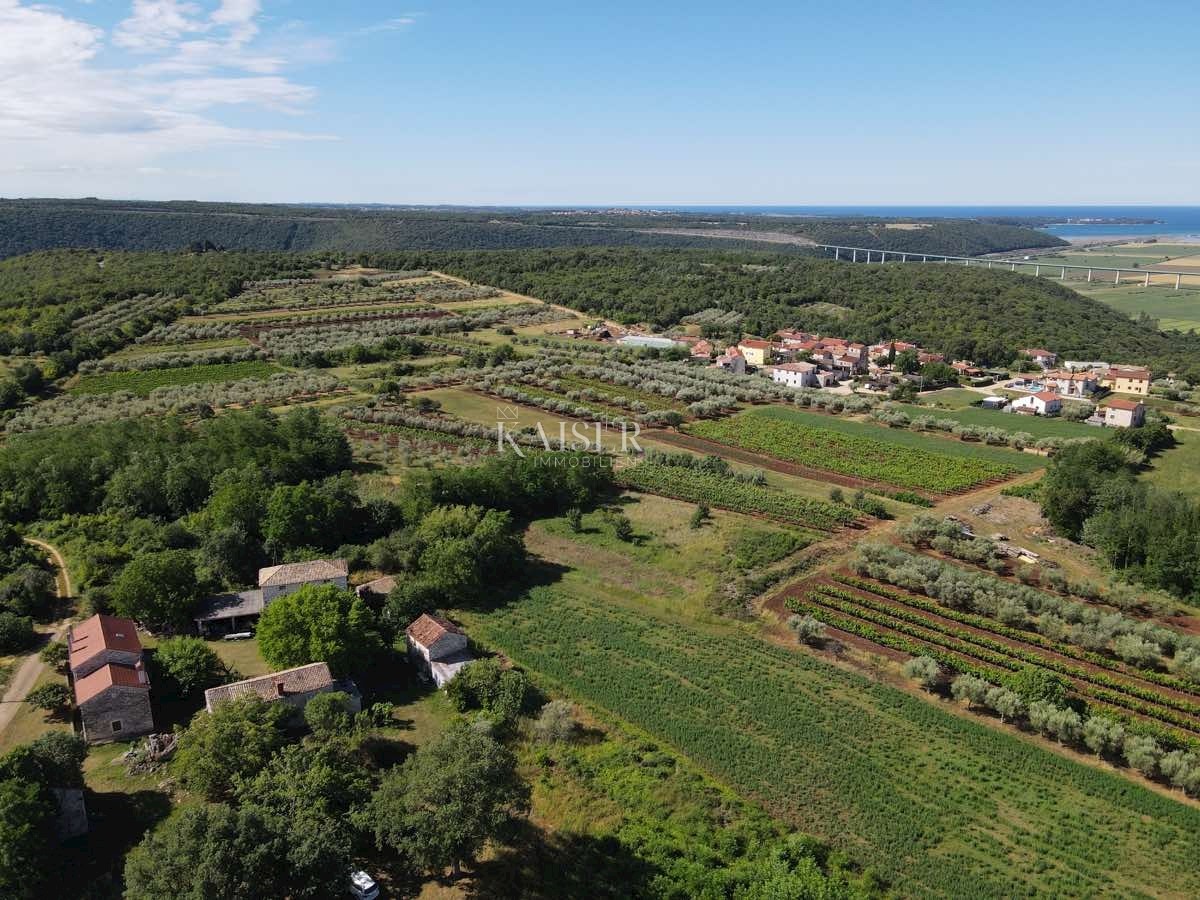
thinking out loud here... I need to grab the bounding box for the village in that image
[565,319,1156,427]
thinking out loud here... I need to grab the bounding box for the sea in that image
[634,206,1200,242]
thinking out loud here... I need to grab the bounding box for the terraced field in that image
[465,587,1200,898]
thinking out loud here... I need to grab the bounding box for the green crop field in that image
[1078,283,1200,332]
[891,402,1101,438]
[689,407,1040,492]
[69,360,284,395]
[1142,427,1200,500]
[617,461,857,529]
[464,587,1200,898]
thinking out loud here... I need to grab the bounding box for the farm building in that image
[1101,398,1146,428]
[619,334,682,350]
[203,662,360,714]
[1011,391,1062,416]
[980,396,1008,410]
[406,613,475,688]
[67,614,154,744]
[194,558,349,635]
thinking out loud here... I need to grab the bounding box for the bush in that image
[902,656,941,690]
[533,699,579,744]
[25,683,70,712]
[0,612,36,653]
[304,691,356,737]
[787,614,827,646]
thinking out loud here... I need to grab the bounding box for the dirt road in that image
[0,539,72,739]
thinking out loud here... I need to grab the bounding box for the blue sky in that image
[1,0,1197,204]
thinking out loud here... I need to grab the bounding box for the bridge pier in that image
[1114,270,1120,285]
[1145,272,1151,287]
[834,247,840,260]
[902,253,907,262]
[1061,267,1066,279]
[1087,269,1093,282]
[1035,265,1040,276]
[922,256,927,262]
[852,249,858,262]
[1178,274,1182,290]
[1011,263,1016,271]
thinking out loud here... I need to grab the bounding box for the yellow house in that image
[737,339,773,367]
[1101,366,1151,396]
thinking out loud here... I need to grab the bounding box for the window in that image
[111,720,122,733]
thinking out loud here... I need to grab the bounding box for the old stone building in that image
[67,614,154,743]
[203,662,360,716]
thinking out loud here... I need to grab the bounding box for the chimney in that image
[274,680,286,698]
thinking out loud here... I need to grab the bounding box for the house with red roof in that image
[712,345,746,374]
[1100,398,1146,428]
[1022,348,1058,369]
[67,614,153,743]
[1011,391,1063,416]
[406,613,475,687]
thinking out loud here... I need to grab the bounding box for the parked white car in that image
[349,870,380,900]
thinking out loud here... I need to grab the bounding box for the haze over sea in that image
[634,206,1200,241]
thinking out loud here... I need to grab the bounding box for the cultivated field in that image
[463,586,1200,898]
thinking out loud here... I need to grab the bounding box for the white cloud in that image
[0,0,331,180]
[356,16,415,36]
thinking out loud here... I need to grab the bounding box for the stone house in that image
[259,559,349,603]
[406,613,474,688]
[67,614,154,744]
[195,558,350,635]
[203,662,360,715]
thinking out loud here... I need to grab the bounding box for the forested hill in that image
[535,212,1067,256]
[0,199,1062,259]
[417,248,1200,377]
[0,200,799,260]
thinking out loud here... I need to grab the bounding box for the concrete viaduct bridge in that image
[814,243,1195,290]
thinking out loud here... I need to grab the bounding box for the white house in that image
[980,396,1008,410]
[1011,391,1062,416]
[259,559,349,603]
[406,613,474,687]
[1101,398,1146,428]
[766,362,820,389]
[1044,369,1098,398]
[1022,348,1058,369]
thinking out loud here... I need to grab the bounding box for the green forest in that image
[0,199,1061,259]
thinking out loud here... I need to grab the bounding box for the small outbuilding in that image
[406,613,474,688]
